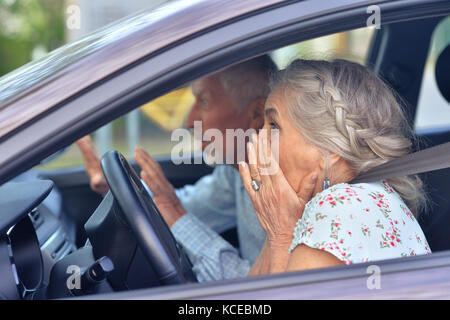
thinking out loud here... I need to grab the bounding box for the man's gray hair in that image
[219,55,277,112]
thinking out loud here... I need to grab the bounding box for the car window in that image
[37,87,196,169]
[37,27,375,170]
[414,16,450,135]
[271,27,374,68]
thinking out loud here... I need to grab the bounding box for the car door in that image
[2,0,450,299]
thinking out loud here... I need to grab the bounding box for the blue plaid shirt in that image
[171,165,266,282]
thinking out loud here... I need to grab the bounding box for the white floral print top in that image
[289,180,431,264]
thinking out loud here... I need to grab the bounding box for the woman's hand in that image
[239,132,318,273]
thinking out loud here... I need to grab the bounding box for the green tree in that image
[0,0,64,76]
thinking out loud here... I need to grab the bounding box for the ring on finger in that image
[251,179,261,191]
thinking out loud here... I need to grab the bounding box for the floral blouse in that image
[289,180,431,264]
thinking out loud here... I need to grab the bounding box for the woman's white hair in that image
[271,58,426,217]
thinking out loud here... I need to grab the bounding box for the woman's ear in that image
[329,153,341,166]
[247,97,266,130]
[318,152,341,170]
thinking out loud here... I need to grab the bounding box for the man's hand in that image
[134,146,186,227]
[75,136,109,195]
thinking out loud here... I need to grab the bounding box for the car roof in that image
[0,0,288,137]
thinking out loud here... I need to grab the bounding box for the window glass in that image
[37,27,375,170]
[271,27,374,69]
[37,87,196,169]
[414,16,450,135]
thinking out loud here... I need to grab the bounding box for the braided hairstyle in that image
[271,59,426,217]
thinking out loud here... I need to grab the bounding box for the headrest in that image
[435,45,450,103]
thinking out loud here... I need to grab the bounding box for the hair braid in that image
[271,58,426,217]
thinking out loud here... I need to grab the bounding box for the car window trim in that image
[84,249,450,299]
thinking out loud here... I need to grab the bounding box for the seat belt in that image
[350,141,450,183]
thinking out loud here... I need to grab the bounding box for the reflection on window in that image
[271,27,374,69]
[37,87,195,170]
[415,16,450,135]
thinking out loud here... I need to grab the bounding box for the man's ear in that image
[247,97,266,130]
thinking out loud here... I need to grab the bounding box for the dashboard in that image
[0,180,76,299]
[0,161,195,299]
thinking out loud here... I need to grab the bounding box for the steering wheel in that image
[100,150,196,285]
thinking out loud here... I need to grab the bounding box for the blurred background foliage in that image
[0,0,64,77]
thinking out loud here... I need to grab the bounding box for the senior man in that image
[77,55,277,281]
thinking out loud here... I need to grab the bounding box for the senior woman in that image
[238,59,431,275]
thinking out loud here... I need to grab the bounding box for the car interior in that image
[0,12,449,300]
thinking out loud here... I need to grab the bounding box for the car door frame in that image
[1,0,450,299]
[88,249,450,299]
